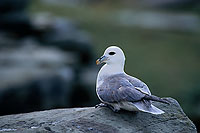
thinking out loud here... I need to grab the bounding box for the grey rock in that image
[0,0,96,118]
[32,14,93,65]
[115,10,200,32]
[0,42,97,116]
[0,44,76,89]
[0,98,197,133]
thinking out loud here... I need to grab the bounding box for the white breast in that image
[96,64,124,88]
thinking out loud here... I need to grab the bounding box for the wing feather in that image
[97,75,146,103]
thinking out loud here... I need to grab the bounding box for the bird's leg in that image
[95,103,119,113]
[95,103,108,108]
[108,105,120,113]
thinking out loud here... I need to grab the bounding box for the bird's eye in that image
[109,52,116,55]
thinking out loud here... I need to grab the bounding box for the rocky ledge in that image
[0,98,197,133]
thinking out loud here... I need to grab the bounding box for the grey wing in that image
[125,75,151,95]
[97,77,146,103]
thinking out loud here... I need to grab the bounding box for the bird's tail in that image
[132,101,165,115]
[144,95,170,105]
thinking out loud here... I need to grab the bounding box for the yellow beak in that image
[96,55,107,65]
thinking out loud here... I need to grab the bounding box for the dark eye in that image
[109,52,116,55]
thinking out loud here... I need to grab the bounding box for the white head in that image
[96,46,126,87]
[96,46,126,66]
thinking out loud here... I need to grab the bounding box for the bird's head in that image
[96,46,125,65]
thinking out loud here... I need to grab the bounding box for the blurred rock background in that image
[0,0,200,131]
[0,0,97,116]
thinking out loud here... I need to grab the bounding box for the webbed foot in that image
[95,103,119,113]
[95,103,108,108]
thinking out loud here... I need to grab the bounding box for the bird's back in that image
[125,74,151,95]
[98,73,151,95]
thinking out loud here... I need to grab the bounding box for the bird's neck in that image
[99,63,124,76]
[97,63,125,86]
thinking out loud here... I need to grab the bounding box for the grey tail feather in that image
[144,95,170,105]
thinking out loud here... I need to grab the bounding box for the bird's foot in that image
[110,107,120,113]
[106,104,119,113]
[95,103,119,113]
[95,103,108,108]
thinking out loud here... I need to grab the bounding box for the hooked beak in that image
[96,55,108,65]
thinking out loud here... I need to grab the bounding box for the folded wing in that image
[97,75,146,103]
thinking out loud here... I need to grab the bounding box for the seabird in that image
[95,46,169,114]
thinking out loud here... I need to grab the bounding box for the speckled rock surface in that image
[0,98,197,133]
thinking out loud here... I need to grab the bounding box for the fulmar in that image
[95,46,169,114]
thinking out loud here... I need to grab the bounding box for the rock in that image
[0,44,74,114]
[0,98,197,133]
[0,42,97,116]
[32,14,93,65]
[0,0,97,116]
[115,10,200,32]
